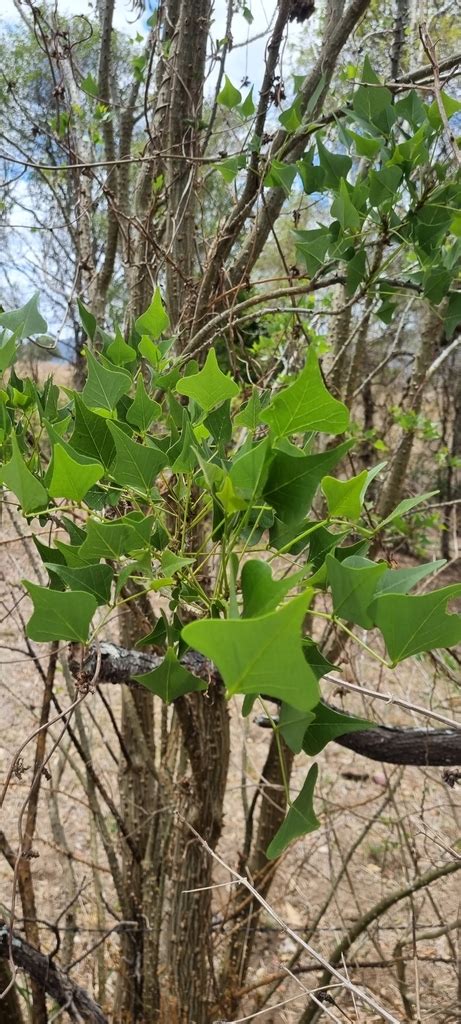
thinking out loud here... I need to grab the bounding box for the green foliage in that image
[135,649,206,702]
[176,348,240,410]
[23,581,97,642]
[183,593,320,711]
[4,49,461,856]
[266,765,320,860]
[135,288,170,340]
[261,347,349,437]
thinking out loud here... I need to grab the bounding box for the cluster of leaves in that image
[1,286,461,857]
[215,57,461,336]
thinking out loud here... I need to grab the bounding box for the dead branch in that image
[0,922,108,1024]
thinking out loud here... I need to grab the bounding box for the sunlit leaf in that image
[176,348,239,411]
[261,347,349,437]
[0,293,47,339]
[135,288,170,340]
[82,349,131,412]
[217,75,241,108]
[183,592,320,711]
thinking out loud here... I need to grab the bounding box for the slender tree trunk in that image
[377,308,441,519]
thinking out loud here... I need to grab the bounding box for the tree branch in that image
[68,643,461,767]
[0,922,108,1024]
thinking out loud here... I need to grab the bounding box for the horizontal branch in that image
[69,644,461,767]
[0,922,108,1023]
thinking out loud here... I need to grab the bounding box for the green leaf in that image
[126,377,162,431]
[77,299,97,342]
[47,443,104,502]
[331,179,361,231]
[352,80,393,130]
[217,75,242,109]
[0,330,19,371]
[308,525,349,572]
[230,438,269,500]
[266,764,320,859]
[278,703,315,754]
[82,349,131,413]
[422,266,451,305]
[321,463,385,520]
[261,347,349,437]
[79,520,133,560]
[264,160,297,196]
[135,288,170,340]
[368,166,402,208]
[302,701,374,756]
[106,327,137,366]
[238,86,255,118]
[138,335,161,366]
[394,90,426,128]
[278,98,302,132]
[427,91,461,129]
[296,153,325,194]
[445,292,461,339]
[119,511,155,553]
[215,475,247,513]
[69,392,116,468]
[322,471,368,520]
[214,154,246,183]
[1,433,48,514]
[234,388,263,430]
[375,491,438,531]
[81,72,98,97]
[48,563,113,605]
[241,560,306,618]
[346,129,382,159]
[170,414,198,472]
[134,648,206,702]
[294,228,330,275]
[182,592,320,712]
[176,348,239,411]
[264,440,353,526]
[370,585,461,665]
[374,559,446,597]
[316,139,351,190]
[345,247,367,295]
[204,400,232,450]
[160,549,194,575]
[326,554,387,628]
[0,293,47,339]
[23,581,97,642]
[107,421,167,494]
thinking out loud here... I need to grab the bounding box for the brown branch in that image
[298,857,461,1024]
[69,643,461,767]
[0,922,108,1024]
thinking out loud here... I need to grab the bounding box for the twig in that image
[419,23,461,168]
[179,815,401,1024]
